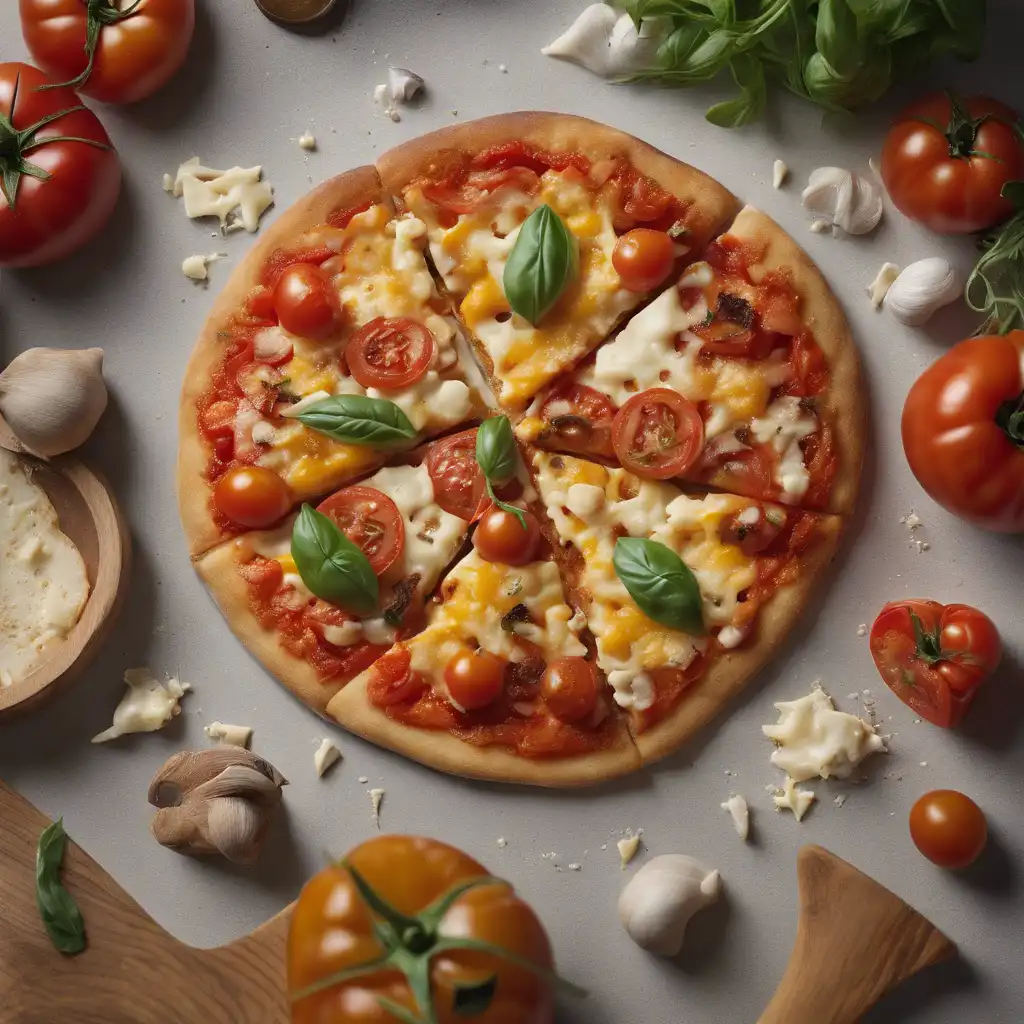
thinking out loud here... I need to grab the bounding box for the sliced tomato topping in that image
[541,658,599,723]
[785,333,830,397]
[620,174,673,223]
[346,317,435,390]
[327,200,373,229]
[612,389,705,480]
[260,245,336,290]
[425,429,488,521]
[237,557,285,602]
[718,504,785,556]
[316,485,405,576]
[701,439,773,497]
[367,647,427,707]
[244,286,278,324]
[422,167,540,215]
[540,380,617,456]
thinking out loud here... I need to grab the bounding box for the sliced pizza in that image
[518,207,864,515]
[531,450,842,765]
[179,167,487,557]
[377,112,740,413]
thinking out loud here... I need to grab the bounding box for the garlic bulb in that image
[802,167,883,236]
[542,4,667,78]
[618,854,721,956]
[884,258,963,326]
[0,347,107,458]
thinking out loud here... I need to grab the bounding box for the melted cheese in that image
[92,669,191,743]
[166,158,274,233]
[751,396,818,500]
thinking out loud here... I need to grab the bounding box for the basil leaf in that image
[36,819,86,955]
[295,395,417,447]
[291,504,378,614]
[613,537,704,635]
[475,416,527,529]
[503,205,578,326]
[453,975,498,1016]
[705,54,766,128]
[815,0,863,79]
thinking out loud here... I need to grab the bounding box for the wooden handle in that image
[758,846,955,1024]
[0,780,291,1023]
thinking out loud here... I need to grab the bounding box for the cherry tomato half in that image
[909,790,988,869]
[541,658,599,723]
[473,507,542,566]
[718,504,784,556]
[612,228,675,293]
[699,438,774,498]
[366,647,427,707]
[213,466,291,528]
[426,429,488,521]
[273,263,340,340]
[612,388,705,480]
[316,485,405,576]
[346,316,435,390]
[539,381,617,457]
[445,648,507,710]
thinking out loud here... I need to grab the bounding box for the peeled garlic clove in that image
[884,258,963,326]
[387,67,425,103]
[0,347,107,458]
[802,167,883,236]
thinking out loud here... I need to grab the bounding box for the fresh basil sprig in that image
[475,416,527,529]
[36,819,86,955]
[613,537,704,635]
[967,184,1024,335]
[503,205,578,325]
[291,504,379,614]
[295,395,417,447]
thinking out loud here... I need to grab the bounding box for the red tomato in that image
[473,507,542,566]
[612,229,675,292]
[869,600,1001,728]
[718,504,784,556]
[541,658,599,723]
[445,648,506,710]
[426,429,488,521]
[316,486,405,576]
[700,437,773,497]
[422,167,540,215]
[620,174,672,223]
[539,381,617,456]
[273,263,340,340]
[367,647,427,707]
[213,466,292,528]
[612,389,705,480]
[346,317,434,390]
[0,64,121,268]
[902,333,1024,532]
[909,790,988,869]
[20,0,195,105]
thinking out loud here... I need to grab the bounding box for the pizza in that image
[178,112,863,786]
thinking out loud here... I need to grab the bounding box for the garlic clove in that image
[884,258,963,326]
[387,67,425,103]
[0,347,107,458]
[802,167,883,236]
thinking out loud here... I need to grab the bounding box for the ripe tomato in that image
[288,834,557,1024]
[541,658,598,723]
[902,333,1024,532]
[317,486,405,576]
[473,507,541,566]
[881,94,1024,234]
[20,0,195,106]
[347,317,435,390]
[426,429,488,521]
[612,389,705,480]
[0,63,120,268]
[422,166,540,215]
[612,229,675,292]
[700,438,773,497]
[909,790,987,869]
[718,504,784,556]
[445,648,507,710]
[539,381,616,456]
[213,466,291,528]
[273,263,340,340]
[869,600,1001,728]
[366,647,426,707]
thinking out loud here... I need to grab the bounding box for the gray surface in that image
[1,2,1022,1021]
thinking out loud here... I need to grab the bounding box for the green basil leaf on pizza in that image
[503,204,578,326]
[613,537,704,635]
[292,395,417,446]
[475,415,526,529]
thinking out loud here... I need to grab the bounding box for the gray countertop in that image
[1,2,1022,1021]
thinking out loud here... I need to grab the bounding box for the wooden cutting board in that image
[0,780,953,1024]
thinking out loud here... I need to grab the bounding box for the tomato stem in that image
[996,391,1024,448]
[936,91,1017,162]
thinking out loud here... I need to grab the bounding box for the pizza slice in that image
[531,449,842,766]
[518,207,864,516]
[377,112,739,413]
[179,167,488,557]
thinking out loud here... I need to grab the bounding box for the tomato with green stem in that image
[909,790,987,869]
[473,507,541,566]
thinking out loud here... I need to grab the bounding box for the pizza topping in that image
[611,389,705,480]
[536,380,617,455]
[503,204,579,326]
[717,504,785,556]
[273,263,341,340]
[213,466,292,528]
[613,537,704,635]
[426,429,488,521]
[444,648,507,710]
[612,229,675,293]
[474,415,529,528]
[345,317,435,390]
[750,396,818,500]
[541,657,599,723]
[252,327,294,367]
[289,394,418,446]
[316,486,405,576]
[473,506,542,565]
[382,573,421,628]
[367,647,427,706]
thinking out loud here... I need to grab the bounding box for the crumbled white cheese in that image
[181,252,226,282]
[92,669,191,743]
[856,623,868,637]
[867,263,901,309]
[314,738,342,777]
[165,157,274,233]
[774,778,816,821]
[297,131,317,151]
[204,721,253,748]
[834,794,847,808]
[358,775,370,784]
[496,837,508,848]
[809,219,832,234]
[373,83,402,122]
[772,159,789,189]
[387,67,425,102]
[618,834,642,868]
[370,788,385,829]
[720,794,750,841]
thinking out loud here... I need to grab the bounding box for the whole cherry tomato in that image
[213,466,292,528]
[472,507,542,566]
[909,790,988,869]
[612,229,675,293]
[902,333,1024,532]
[288,835,561,1024]
[444,648,506,710]
[20,0,195,105]
[0,63,121,268]
[881,94,1024,234]
[541,658,599,723]
[870,600,1001,728]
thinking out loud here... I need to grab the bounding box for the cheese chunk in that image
[204,721,253,748]
[314,738,342,777]
[92,669,191,743]
[166,158,274,232]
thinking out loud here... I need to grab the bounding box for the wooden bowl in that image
[0,455,131,720]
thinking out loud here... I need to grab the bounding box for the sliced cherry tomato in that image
[273,263,340,340]
[213,466,292,528]
[426,429,488,521]
[316,486,405,576]
[539,381,617,456]
[701,441,773,497]
[366,647,427,707]
[869,600,1001,728]
[541,658,599,723]
[619,174,672,223]
[612,389,705,480]
[909,790,988,869]
[444,648,507,710]
[612,229,675,292]
[473,507,542,566]
[718,504,785,556]
[422,167,540,215]
[692,293,774,359]
[346,317,435,390]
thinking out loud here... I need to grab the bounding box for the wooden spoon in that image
[0,456,131,721]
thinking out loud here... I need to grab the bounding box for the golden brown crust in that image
[326,674,641,788]
[630,514,845,766]
[177,166,387,559]
[724,206,864,517]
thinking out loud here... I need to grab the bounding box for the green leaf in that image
[933,0,987,59]
[36,820,86,955]
[291,505,379,614]
[295,395,418,447]
[453,976,498,1017]
[1002,181,1024,208]
[475,416,527,529]
[503,205,578,325]
[705,53,766,127]
[815,0,864,79]
[613,537,704,635]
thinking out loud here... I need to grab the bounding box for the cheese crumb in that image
[772,159,789,189]
[92,669,191,743]
[204,721,253,748]
[774,778,816,821]
[165,157,274,233]
[297,131,317,151]
[617,834,641,868]
[720,794,750,841]
[181,252,226,282]
[496,837,507,848]
[314,738,342,777]
[358,775,370,784]
[834,794,847,808]
[568,863,582,872]
[369,788,385,829]
[809,219,832,234]
[856,624,868,637]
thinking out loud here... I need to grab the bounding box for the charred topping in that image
[383,574,421,627]
[500,603,532,634]
[716,293,755,328]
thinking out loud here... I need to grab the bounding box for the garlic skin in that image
[387,67,425,103]
[802,167,883,236]
[542,4,667,78]
[884,258,963,326]
[0,348,107,458]
[618,855,721,957]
